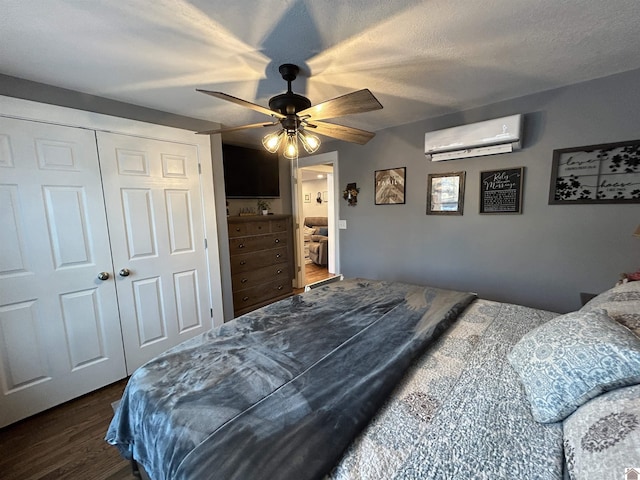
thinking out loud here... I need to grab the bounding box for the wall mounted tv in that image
[222,144,280,198]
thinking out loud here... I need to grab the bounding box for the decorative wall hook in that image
[343,183,359,206]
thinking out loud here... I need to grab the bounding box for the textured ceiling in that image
[2,0,640,147]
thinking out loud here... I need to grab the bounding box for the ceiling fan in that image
[196,64,383,159]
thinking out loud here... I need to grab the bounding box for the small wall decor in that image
[322,191,328,202]
[549,139,640,204]
[343,183,359,206]
[480,167,524,214]
[374,167,406,205]
[316,191,322,204]
[426,172,465,215]
[304,193,311,203]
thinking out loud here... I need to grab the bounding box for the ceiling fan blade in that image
[306,120,376,145]
[196,89,285,119]
[298,89,382,121]
[196,122,278,135]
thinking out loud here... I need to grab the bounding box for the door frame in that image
[291,151,340,288]
[0,95,224,327]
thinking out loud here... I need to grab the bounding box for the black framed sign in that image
[374,167,406,205]
[480,167,524,214]
[549,139,640,204]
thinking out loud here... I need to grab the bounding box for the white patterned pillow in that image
[563,384,640,480]
[508,311,640,423]
[581,281,640,336]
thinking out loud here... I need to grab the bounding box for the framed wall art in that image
[480,167,524,214]
[304,193,311,203]
[549,139,640,204]
[375,167,406,205]
[427,171,465,215]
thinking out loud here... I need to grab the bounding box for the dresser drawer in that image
[228,222,249,238]
[233,278,292,312]
[229,232,288,254]
[245,221,270,235]
[230,246,288,273]
[270,219,288,233]
[231,264,289,291]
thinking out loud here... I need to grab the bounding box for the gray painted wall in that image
[4,70,638,315]
[328,68,640,313]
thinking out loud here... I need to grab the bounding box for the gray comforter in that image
[105,279,475,480]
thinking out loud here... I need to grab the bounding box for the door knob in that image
[97,272,110,281]
[119,268,131,277]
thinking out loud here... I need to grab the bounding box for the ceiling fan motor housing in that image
[269,63,312,124]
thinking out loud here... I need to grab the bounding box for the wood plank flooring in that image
[0,263,333,480]
[0,379,132,480]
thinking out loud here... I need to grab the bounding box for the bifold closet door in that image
[0,117,126,427]
[97,132,213,374]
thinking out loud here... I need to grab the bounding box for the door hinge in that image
[204,237,208,249]
[198,163,202,174]
[210,308,213,318]
[297,265,301,272]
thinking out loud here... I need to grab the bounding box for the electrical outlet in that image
[338,220,347,229]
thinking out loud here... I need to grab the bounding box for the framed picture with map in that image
[427,171,465,215]
[375,167,406,205]
[549,139,640,204]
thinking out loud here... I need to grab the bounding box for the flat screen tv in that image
[222,144,280,198]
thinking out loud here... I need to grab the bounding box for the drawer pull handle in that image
[276,269,282,274]
[242,296,250,302]
[235,227,241,232]
[240,261,246,265]
[277,285,283,290]
[238,243,245,249]
[274,239,280,244]
[241,278,248,283]
[276,254,281,258]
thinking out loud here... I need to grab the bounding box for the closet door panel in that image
[0,117,126,427]
[98,132,212,373]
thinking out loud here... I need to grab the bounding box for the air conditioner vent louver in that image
[425,114,523,161]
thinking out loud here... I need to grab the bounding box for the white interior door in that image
[97,132,213,373]
[0,117,126,427]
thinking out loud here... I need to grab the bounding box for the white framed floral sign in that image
[549,139,640,204]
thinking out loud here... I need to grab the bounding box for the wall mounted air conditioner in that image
[424,114,523,161]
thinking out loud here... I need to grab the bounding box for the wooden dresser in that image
[228,214,294,317]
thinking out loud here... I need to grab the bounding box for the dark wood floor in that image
[0,379,132,480]
[0,264,334,480]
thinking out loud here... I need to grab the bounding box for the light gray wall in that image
[4,70,637,315]
[328,68,640,313]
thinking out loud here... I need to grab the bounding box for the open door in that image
[290,152,340,289]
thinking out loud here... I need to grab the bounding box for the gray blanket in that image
[106,279,475,480]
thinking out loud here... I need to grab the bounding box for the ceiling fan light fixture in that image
[283,134,299,159]
[298,130,321,154]
[262,130,284,153]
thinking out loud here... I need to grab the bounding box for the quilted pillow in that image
[507,310,640,423]
[581,281,640,336]
[563,383,640,480]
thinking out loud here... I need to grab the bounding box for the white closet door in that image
[97,132,213,373]
[0,117,126,427]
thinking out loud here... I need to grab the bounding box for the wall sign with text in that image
[375,167,406,205]
[549,139,640,204]
[480,167,524,214]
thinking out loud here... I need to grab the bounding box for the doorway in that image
[291,152,340,288]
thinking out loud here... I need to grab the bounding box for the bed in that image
[106,278,640,480]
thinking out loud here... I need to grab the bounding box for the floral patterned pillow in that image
[563,384,640,480]
[508,310,640,423]
[581,281,640,336]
